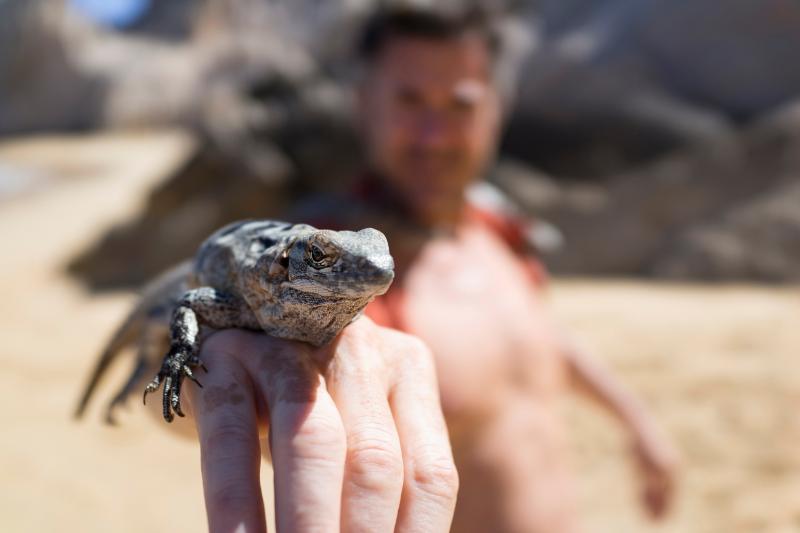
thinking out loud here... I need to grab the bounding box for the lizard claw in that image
[143,346,203,422]
[189,355,209,374]
[170,377,185,418]
[142,375,160,405]
[184,365,203,388]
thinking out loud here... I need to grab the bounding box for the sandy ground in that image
[1,132,798,533]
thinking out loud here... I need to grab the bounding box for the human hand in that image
[630,428,680,520]
[178,316,458,533]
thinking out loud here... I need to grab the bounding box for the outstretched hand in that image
[177,316,458,533]
[631,427,680,520]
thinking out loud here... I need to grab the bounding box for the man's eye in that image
[311,245,326,262]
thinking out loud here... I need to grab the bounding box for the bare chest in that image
[397,225,566,415]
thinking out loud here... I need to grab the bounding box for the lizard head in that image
[250,225,394,346]
[280,227,394,301]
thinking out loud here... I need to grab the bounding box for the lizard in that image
[75,219,395,423]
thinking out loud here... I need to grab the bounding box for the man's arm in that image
[559,331,679,519]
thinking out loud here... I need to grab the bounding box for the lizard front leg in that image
[144,287,258,422]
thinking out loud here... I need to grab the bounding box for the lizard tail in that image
[73,261,193,421]
[73,308,144,419]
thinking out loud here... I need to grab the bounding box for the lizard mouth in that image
[286,266,394,300]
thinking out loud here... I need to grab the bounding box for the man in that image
[170,6,676,533]
[294,6,679,532]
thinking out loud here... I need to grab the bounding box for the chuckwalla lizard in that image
[75,220,394,423]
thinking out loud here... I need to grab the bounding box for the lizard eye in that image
[306,239,337,269]
[310,244,326,263]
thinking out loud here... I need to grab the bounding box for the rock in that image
[6,0,799,283]
[0,1,107,134]
[66,144,289,289]
[523,101,800,281]
[653,179,800,282]
[651,104,800,281]
[59,0,365,288]
[506,0,800,177]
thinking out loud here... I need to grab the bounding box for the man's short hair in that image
[356,5,502,64]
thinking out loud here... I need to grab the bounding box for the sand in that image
[1,131,798,533]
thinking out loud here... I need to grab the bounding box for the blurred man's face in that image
[359,33,502,226]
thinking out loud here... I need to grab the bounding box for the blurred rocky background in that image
[4,4,799,532]
[2,0,799,286]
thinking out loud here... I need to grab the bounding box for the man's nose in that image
[415,110,452,148]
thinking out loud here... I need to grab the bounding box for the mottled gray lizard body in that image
[76,220,394,423]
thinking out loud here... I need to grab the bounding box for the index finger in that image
[182,336,267,533]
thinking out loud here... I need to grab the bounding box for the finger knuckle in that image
[202,421,256,455]
[291,411,347,456]
[346,434,404,493]
[409,452,459,503]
